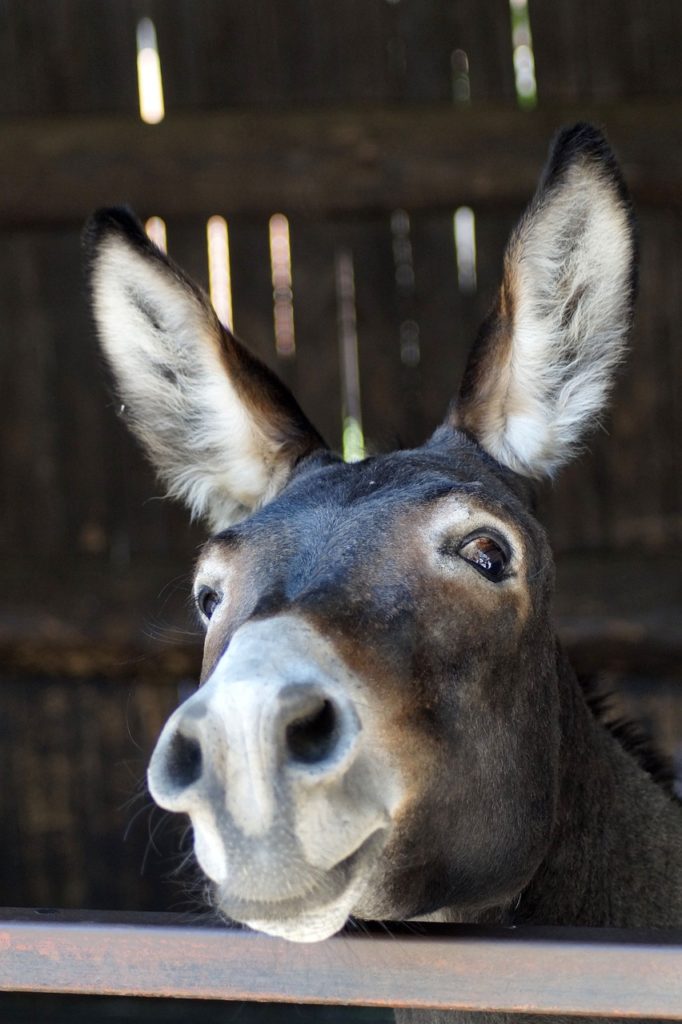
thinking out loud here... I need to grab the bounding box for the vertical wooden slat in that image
[408,213,461,437]
[149,0,280,110]
[228,215,310,430]
[531,0,682,102]
[286,219,342,450]
[0,0,140,116]
[47,228,112,560]
[228,218,278,367]
[383,0,515,104]
[607,209,682,548]
[150,0,392,110]
[542,211,682,554]
[340,219,407,451]
[454,0,517,103]
[0,676,184,910]
[0,230,67,560]
[466,209,516,306]
[382,0,455,102]
[270,0,390,105]
[410,210,500,439]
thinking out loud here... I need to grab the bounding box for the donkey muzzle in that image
[147,615,393,909]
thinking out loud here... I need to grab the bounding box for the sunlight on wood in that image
[206,216,233,331]
[509,0,537,109]
[269,214,296,358]
[136,18,165,125]
[144,216,167,253]
[335,248,365,462]
[451,49,471,104]
[391,209,421,366]
[453,206,477,294]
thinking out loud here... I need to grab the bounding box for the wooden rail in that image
[3,551,680,680]
[0,910,681,1017]
[2,102,682,226]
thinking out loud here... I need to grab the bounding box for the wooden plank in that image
[407,205,520,442]
[384,0,461,103]
[286,219,343,450]
[0,224,198,570]
[0,680,183,910]
[451,0,516,103]
[0,910,681,1016]
[607,209,682,549]
[408,212,463,437]
[0,557,202,681]
[339,219,409,451]
[0,230,68,559]
[531,0,682,102]
[227,217,295,389]
[147,0,280,111]
[0,0,139,117]
[542,208,682,554]
[149,0,391,110]
[265,0,391,106]
[3,103,682,226]
[0,552,680,680]
[382,0,516,104]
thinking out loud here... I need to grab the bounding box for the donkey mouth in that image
[213,828,387,936]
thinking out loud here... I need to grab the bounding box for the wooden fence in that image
[1,911,682,1019]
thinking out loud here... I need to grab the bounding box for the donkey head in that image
[85,125,635,941]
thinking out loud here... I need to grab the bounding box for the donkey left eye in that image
[196,586,222,621]
[458,536,509,581]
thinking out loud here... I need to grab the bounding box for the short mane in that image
[582,677,679,798]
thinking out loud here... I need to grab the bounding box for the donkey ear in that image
[451,123,637,478]
[84,208,325,531]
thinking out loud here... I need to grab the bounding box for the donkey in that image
[86,124,682,1023]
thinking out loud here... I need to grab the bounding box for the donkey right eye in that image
[458,535,509,582]
[196,586,222,621]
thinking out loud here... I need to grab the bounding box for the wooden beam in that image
[2,552,679,681]
[2,102,682,226]
[0,910,681,1016]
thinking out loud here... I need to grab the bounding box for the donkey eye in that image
[458,535,509,582]
[196,586,222,621]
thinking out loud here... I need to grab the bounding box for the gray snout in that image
[145,616,394,918]
[150,680,359,811]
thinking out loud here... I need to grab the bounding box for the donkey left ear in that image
[451,123,637,478]
[85,207,326,532]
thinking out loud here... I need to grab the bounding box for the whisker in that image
[140,807,173,875]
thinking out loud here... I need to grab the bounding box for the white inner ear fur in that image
[482,161,633,478]
[92,236,290,530]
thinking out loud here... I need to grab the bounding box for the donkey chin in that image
[201,817,389,943]
[149,767,392,943]
[209,832,388,943]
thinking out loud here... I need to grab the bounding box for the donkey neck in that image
[405,654,682,1024]
[514,646,682,929]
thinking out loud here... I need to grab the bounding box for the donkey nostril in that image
[286,698,338,765]
[166,731,203,790]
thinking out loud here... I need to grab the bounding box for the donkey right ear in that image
[450,124,637,479]
[84,208,325,531]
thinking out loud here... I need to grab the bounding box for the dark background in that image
[0,0,681,924]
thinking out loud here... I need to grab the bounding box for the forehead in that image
[200,435,537,561]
